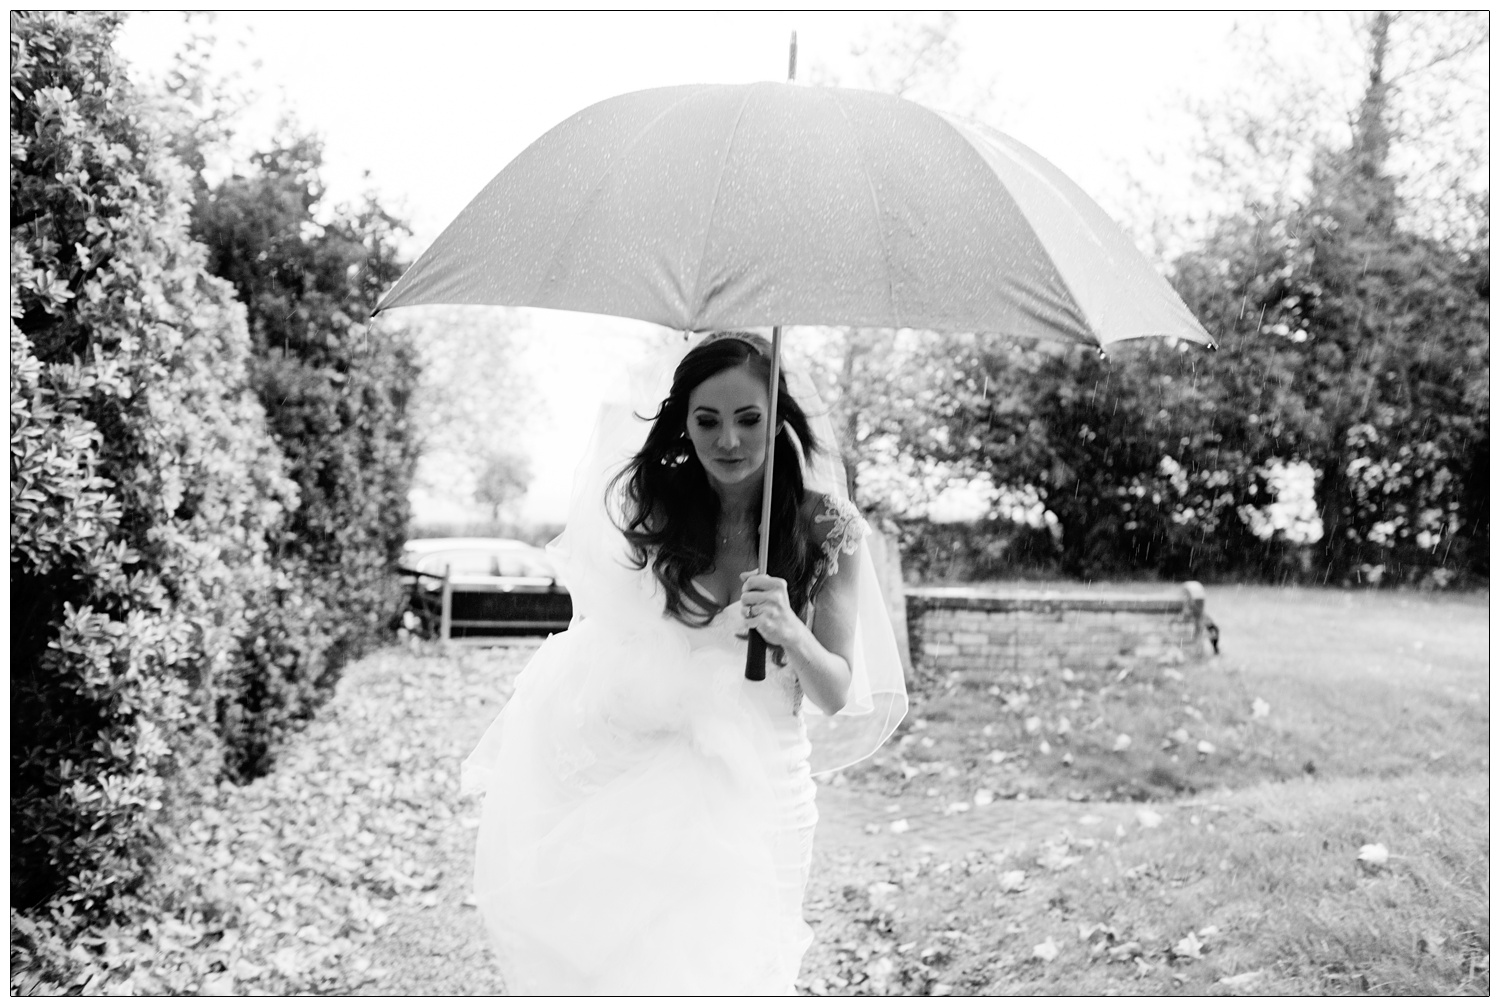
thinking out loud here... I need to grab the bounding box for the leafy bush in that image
[894,517,1034,584]
[10,11,297,909]
[10,10,422,931]
[1167,182,1488,587]
[189,137,423,775]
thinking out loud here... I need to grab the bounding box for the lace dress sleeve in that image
[811,494,869,585]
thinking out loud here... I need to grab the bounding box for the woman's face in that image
[686,364,771,489]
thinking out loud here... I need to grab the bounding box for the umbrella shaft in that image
[746,325,782,683]
[756,326,782,574]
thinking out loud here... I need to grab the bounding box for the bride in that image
[462,331,907,995]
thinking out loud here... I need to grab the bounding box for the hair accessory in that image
[698,330,772,356]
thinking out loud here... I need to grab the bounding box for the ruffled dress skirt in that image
[464,604,817,995]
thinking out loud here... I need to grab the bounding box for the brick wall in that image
[904,583,1210,684]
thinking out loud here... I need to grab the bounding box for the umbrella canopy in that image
[376,80,1218,681]
[375,82,1214,351]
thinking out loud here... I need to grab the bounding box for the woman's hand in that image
[739,565,853,716]
[738,570,806,650]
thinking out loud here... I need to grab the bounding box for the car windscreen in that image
[413,550,555,579]
[414,552,496,577]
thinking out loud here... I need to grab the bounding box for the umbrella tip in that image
[788,31,797,83]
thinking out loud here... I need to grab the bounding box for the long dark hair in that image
[611,332,821,626]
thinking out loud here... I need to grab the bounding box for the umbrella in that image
[375,75,1216,679]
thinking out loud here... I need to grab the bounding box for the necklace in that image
[718,519,755,547]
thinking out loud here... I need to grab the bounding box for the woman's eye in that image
[695,417,718,431]
[738,415,762,427]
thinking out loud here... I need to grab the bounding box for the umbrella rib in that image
[686,87,756,325]
[827,90,901,327]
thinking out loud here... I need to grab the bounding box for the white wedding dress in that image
[466,569,824,994]
[461,338,906,996]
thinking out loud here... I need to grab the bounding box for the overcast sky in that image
[116,12,1261,243]
[112,11,1309,524]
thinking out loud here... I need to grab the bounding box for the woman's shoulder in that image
[801,491,869,567]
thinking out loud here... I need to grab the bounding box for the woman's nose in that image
[717,425,738,449]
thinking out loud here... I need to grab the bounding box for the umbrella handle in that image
[745,629,768,681]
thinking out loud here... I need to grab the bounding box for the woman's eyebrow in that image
[733,405,762,415]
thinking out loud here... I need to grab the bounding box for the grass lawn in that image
[801,584,1489,996]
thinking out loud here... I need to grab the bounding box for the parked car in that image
[398,538,572,638]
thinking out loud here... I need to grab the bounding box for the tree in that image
[1163,11,1489,584]
[137,11,258,198]
[881,11,1488,584]
[404,305,536,519]
[1173,12,1487,250]
[188,130,424,769]
[474,449,533,522]
[1291,14,1487,583]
